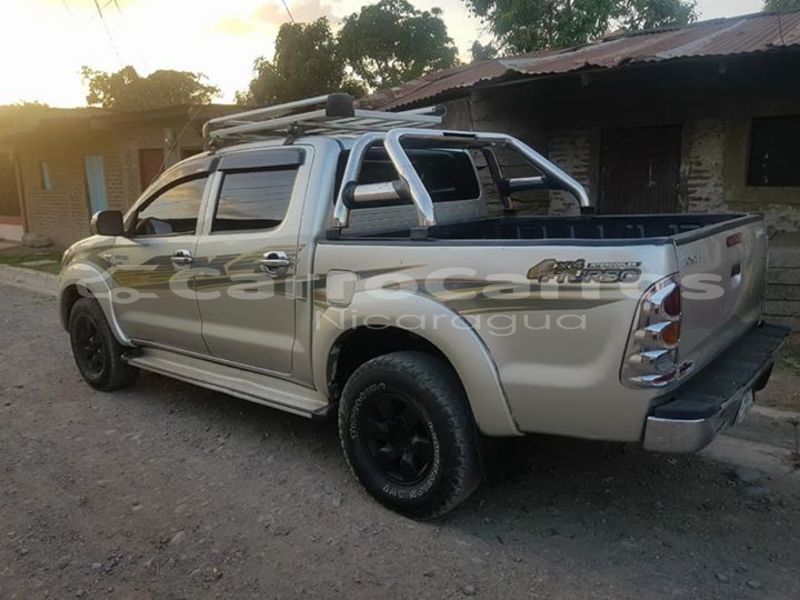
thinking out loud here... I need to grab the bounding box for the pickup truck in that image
[59,94,789,519]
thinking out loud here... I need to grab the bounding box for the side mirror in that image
[90,210,124,236]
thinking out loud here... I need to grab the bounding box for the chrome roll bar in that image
[332,128,591,231]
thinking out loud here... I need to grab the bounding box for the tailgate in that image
[675,215,768,373]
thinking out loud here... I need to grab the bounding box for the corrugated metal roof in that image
[366,11,800,110]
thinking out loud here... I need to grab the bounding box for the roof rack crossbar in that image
[203,93,442,145]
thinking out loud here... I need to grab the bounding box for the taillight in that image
[621,275,682,388]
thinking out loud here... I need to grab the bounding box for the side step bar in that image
[126,347,331,419]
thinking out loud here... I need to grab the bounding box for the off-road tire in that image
[68,297,138,391]
[338,351,481,520]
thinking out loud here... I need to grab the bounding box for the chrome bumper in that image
[642,323,790,454]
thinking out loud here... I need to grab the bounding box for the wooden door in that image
[600,125,682,214]
[138,148,165,192]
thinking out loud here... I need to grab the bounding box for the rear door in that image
[192,147,308,375]
[600,125,682,215]
[675,217,769,372]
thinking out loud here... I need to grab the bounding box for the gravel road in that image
[1,284,799,599]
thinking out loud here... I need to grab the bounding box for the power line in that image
[108,0,151,75]
[92,0,124,67]
[61,0,72,17]
[281,0,295,23]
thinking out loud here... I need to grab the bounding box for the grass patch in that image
[778,335,800,377]
[0,249,62,274]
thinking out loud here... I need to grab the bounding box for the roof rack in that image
[203,93,442,146]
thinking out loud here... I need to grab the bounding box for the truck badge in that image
[527,259,642,284]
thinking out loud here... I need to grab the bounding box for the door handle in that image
[259,251,292,276]
[170,249,193,266]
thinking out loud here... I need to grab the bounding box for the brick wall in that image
[547,130,591,216]
[765,245,800,330]
[681,118,726,213]
[16,122,205,248]
[19,147,97,248]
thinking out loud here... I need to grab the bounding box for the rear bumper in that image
[642,322,790,453]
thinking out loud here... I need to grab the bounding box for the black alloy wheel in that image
[73,313,107,378]
[360,391,434,485]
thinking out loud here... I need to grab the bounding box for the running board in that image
[126,347,330,419]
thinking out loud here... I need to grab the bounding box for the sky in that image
[0,0,765,108]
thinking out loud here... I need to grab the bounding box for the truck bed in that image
[342,213,756,243]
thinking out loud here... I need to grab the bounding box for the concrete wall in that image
[14,122,204,248]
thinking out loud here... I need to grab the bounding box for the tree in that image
[463,0,698,53]
[337,0,459,90]
[81,66,219,110]
[470,41,499,61]
[237,18,364,106]
[764,0,800,12]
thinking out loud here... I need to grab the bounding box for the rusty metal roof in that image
[366,11,800,110]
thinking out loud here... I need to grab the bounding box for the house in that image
[367,10,800,227]
[366,10,800,327]
[0,104,237,247]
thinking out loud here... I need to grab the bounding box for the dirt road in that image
[1,284,799,599]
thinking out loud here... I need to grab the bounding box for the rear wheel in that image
[338,351,481,520]
[69,297,137,391]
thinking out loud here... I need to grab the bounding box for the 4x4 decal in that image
[527,259,642,284]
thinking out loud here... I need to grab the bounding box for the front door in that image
[193,148,306,374]
[599,125,682,214]
[110,174,210,354]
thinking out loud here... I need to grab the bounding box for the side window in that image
[212,168,298,233]
[134,176,207,237]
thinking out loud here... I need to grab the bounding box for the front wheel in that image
[338,351,481,520]
[68,297,138,391]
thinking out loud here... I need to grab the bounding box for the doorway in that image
[599,125,682,214]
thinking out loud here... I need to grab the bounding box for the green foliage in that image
[470,41,499,61]
[238,3,458,105]
[764,0,800,12]
[81,66,219,110]
[337,0,459,90]
[237,19,365,106]
[464,0,698,53]
[779,336,800,377]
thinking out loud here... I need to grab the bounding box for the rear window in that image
[212,168,298,233]
[337,148,480,204]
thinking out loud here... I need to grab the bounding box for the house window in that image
[39,161,53,190]
[748,116,800,187]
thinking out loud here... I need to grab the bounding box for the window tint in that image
[355,148,480,203]
[134,176,207,236]
[212,168,298,232]
[335,148,481,205]
[748,116,800,187]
